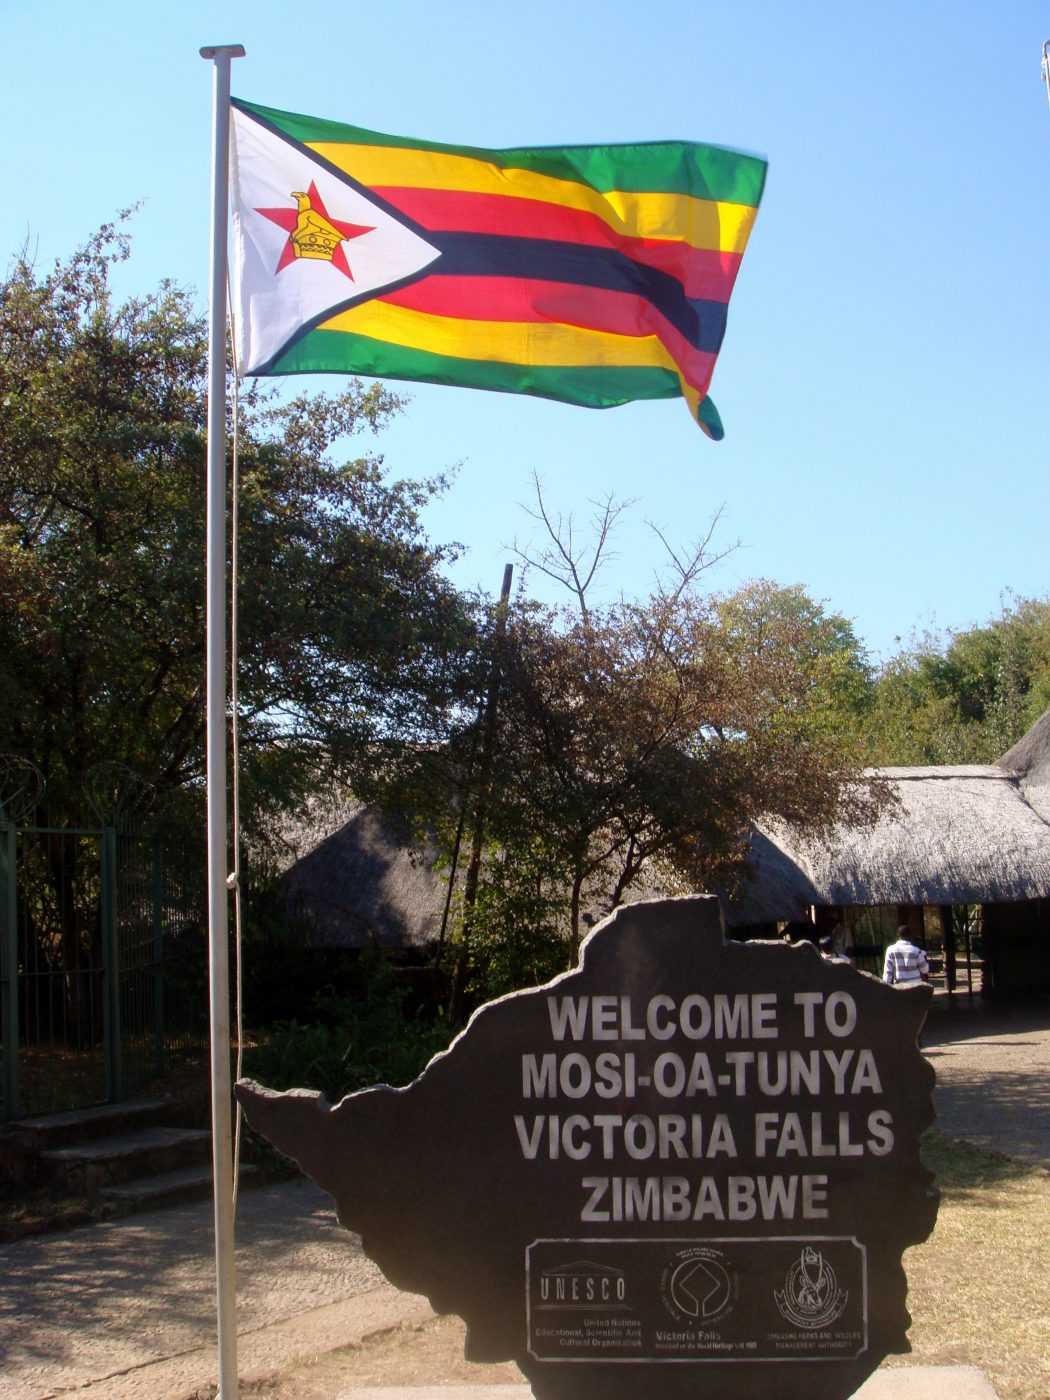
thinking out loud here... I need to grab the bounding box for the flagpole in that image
[200,41,245,1400]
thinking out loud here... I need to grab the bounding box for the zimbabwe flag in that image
[229,100,766,438]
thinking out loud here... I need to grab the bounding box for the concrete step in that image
[39,1125,212,1195]
[99,1161,262,1214]
[10,1097,202,1151]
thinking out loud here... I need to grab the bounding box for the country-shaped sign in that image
[230,104,441,374]
[237,896,938,1400]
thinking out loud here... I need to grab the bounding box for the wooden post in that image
[449,564,513,1021]
[939,905,957,993]
[101,825,122,1103]
[1,822,20,1121]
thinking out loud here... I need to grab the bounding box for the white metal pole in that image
[200,41,245,1400]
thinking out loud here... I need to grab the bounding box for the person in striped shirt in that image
[883,927,930,986]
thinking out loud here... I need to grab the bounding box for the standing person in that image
[819,935,852,965]
[883,926,930,987]
[830,917,852,958]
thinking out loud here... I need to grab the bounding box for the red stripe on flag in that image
[372,187,742,300]
[376,276,719,393]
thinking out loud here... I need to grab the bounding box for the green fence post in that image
[101,826,122,1103]
[1,822,19,1122]
[152,835,165,1077]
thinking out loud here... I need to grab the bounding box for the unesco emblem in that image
[774,1246,848,1330]
[536,1259,628,1309]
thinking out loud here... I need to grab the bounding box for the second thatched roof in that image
[726,710,1050,923]
[796,765,1050,908]
[997,706,1050,823]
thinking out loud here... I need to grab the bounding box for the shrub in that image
[243,956,456,1102]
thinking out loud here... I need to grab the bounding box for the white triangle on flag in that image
[230,106,441,375]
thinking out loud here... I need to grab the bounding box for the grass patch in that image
[921,1128,1032,1190]
[899,1129,1050,1400]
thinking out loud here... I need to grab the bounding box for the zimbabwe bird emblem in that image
[254,181,374,280]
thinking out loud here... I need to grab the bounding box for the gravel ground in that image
[0,1178,430,1400]
[922,993,1050,1167]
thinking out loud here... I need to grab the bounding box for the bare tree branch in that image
[646,504,739,606]
[510,471,637,623]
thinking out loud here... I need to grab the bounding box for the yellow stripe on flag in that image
[321,298,690,373]
[309,142,758,253]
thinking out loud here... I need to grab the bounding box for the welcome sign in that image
[237,896,937,1400]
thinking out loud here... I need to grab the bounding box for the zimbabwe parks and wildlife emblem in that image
[775,1244,849,1329]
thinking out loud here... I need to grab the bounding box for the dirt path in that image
[923,995,1050,1166]
[0,1179,430,1400]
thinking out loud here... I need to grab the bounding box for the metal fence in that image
[0,821,207,1121]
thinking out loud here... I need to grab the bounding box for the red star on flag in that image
[255,181,374,280]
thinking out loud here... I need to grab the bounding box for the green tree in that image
[711,580,875,744]
[861,598,1050,765]
[437,492,883,999]
[0,224,480,837]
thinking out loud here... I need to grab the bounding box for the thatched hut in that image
[279,712,1050,996]
[718,827,816,932]
[726,711,1050,995]
[281,807,448,951]
[279,806,637,953]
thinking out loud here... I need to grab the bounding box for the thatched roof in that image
[279,809,669,950]
[727,710,1050,922]
[282,711,1050,943]
[281,807,448,950]
[719,828,817,928]
[798,766,1050,907]
[997,707,1050,823]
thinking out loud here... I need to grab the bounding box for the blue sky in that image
[5,1,1049,661]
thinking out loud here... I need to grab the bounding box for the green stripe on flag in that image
[234,100,767,208]
[269,329,686,408]
[695,395,724,439]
